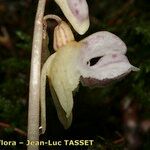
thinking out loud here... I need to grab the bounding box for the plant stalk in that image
[27,0,46,150]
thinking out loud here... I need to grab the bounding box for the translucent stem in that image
[27,0,46,150]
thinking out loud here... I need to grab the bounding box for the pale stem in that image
[43,14,62,23]
[27,0,46,150]
[41,14,62,66]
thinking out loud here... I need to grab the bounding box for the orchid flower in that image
[54,0,90,35]
[40,17,139,134]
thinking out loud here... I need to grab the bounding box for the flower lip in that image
[80,71,131,88]
[78,52,139,87]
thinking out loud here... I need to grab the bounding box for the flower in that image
[55,0,90,35]
[40,20,139,133]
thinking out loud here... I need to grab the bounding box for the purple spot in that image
[75,9,79,15]
[67,0,88,21]
[112,54,117,58]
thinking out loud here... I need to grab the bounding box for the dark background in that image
[0,0,150,149]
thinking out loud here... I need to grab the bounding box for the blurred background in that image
[0,0,150,149]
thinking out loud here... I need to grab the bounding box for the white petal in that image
[80,31,127,62]
[131,66,140,71]
[55,0,89,35]
[77,32,139,87]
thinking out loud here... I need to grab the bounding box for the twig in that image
[113,137,125,144]
[121,98,142,149]
[27,0,46,150]
[140,120,150,133]
[113,131,125,144]
[108,0,135,25]
[0,122,27,137]
[0,26,13,49]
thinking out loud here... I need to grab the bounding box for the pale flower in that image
[55,0,90,35]
[40,20,139,134]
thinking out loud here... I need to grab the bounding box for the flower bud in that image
[53,21,75,51]
[55,0,89,35]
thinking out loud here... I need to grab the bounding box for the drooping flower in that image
[54,0,90,35]
[40,19,139,134]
